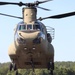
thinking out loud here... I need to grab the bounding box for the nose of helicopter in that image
[17,30,44,44]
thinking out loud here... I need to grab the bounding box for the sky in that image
[0,0,75,63]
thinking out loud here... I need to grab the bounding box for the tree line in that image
[0,61,75,75]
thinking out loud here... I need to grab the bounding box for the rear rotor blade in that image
[0,13,23,19]
[36,0,52,4]
[37,6,50,11]
[38,11,75,20]
[0,0,52,7]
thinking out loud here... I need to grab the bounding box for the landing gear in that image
[30,59,36,75]
[15,70,19,75]
[47,62,54,75]
[13,63,17,71]
[9,63,13,71]
[9,63,18,75]
[50,69,53,75]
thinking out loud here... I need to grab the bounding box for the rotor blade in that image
[0,13,23,19]
[44,11,75,19]
[0,2,25,6]
[37,6,50,11]
[0,2,18,5]
[38,11,75,20]
[49,11,75,19]
[36,0,52,4]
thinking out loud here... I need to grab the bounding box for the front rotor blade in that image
[38,11,75,21]
[0,2,19,5]
[47,11,75,19]
[37,6,50,11]
[37,0,52,4]
[0,2,26,6]
[0,13,23,19]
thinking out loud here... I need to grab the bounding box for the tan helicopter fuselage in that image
[8,7,54,69]
[8,26,54,69]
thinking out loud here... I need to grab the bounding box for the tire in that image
[52,63,54,70]
[47,62,54,70]
[47,62,50,70]
[50,70,53,75]
[15,70,18,75]
[13,63,17,71]
[9,63,13,71]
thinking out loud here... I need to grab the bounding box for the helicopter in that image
[0,0,75,75]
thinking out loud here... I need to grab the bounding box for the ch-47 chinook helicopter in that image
[0,0,75,75]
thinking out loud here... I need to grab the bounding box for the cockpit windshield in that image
[33,25,41,30]
[19,25,26,30]
[18,24,41,31]
[27,24,32,30]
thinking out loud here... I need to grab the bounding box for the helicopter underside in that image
[8,40,54,69]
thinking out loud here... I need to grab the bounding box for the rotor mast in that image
[23,7,37,24]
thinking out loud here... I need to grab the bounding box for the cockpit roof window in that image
[19,25,26,30]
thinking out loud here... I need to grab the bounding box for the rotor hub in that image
[23,7,37,24]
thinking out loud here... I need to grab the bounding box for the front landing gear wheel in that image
[51,62,54,70]
[47,62,54,75]
[30,59,35,73]
[49,69,53,75]
[32,72,36,75]
[9,63,18,75]
[15,70,18,75]
[47,62,54,70]
[9,63,13,71]
[50,70,53,75]
[13,63,17,71]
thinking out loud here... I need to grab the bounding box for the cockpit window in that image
[27,24,32,30]
[18,24,41,31]
[19,25,26,30]
[33,25,41,30]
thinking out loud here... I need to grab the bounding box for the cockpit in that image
[14,21,46,45]
[18,24,41,31]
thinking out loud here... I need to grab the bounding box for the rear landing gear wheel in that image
[47,62,50,70]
